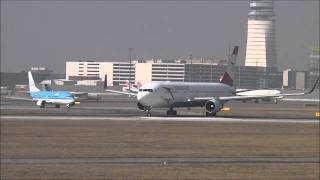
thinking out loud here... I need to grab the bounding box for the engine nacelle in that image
[137,102,145,110]
[87,93,101,101]
[205,98,223,113]
[36,100,44,106]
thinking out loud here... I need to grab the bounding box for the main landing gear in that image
[143,106,152,117]
[166,108,177,116]
[40,101,46,108]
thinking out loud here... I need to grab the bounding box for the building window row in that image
[87,70,100,72]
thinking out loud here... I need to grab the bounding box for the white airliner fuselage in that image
[137,82,234,108]
[136,81,236,116]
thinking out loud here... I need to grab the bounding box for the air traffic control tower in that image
[245,0,277,70]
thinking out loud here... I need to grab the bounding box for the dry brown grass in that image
[1,119,319,179]
[2,163,319,180]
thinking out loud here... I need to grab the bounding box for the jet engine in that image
[137,102,145,110]
[36,100,45,108]
[205,98,223,113]
[87,93,102,101]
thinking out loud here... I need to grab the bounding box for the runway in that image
[2,115,318,123]
[2,156,318,164]
[1,96,319,179]
[1,95,319,119]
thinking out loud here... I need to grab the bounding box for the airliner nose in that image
[137,92,149,105]
[137,92,145,101]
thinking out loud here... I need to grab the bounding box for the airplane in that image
[106,72,319,117]
[3,71,77,108]
[28,71,78,108]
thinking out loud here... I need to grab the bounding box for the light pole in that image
[129,48,132,91]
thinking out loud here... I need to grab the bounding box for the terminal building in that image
[66,60,185,86]
[65,59,283,89]
[282,69,307,90]
[307,48,320,89]
[66,61,135,86]
[135,61,185,85]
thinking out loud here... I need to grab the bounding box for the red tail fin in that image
[125,80,130,88]
[219,72,233,86]
[136,82,142,89]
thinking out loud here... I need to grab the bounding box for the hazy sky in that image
[1,0,319,73]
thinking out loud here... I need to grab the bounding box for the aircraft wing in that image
[194,94,281,101]
[280,98,320,103]
[218,94,282,101]
[204,77,319,102]
[1,96,33,101]
[105,89,137,97]
[235,88,253,93]
[70,92,88,96]
[221,78,318,101]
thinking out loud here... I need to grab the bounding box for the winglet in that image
[104,74,108,90]
[307,76,320,94]
[232,46,239,56]
[28,71,40,92]
[219,72,233,87]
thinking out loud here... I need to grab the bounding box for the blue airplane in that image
[28,71,76,108]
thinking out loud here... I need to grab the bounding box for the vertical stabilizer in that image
[104,74,108,90]
[227,46,238,83]
[219,72,233,87]
[28,71,40,92]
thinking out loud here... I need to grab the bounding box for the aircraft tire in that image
[40,101,46,108]
[205,112,216,117]
[166,109,177,116]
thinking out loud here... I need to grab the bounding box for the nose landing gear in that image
[144,106,152,117]
[146,110,152,117]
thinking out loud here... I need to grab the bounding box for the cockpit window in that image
[139,89,153,92]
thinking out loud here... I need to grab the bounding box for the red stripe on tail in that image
[219,72,233,86]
